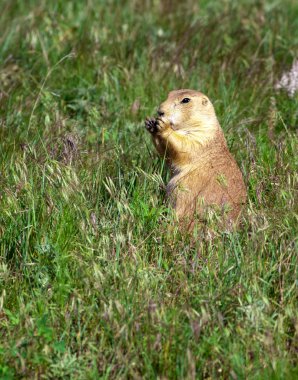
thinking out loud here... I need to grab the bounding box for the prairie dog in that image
[145,89,246,229]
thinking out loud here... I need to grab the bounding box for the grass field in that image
[0,0,298,378]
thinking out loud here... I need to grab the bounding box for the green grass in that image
[0,0,297,378]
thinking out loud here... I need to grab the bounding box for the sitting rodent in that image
[145,89,246,229]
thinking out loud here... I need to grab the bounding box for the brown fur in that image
[145,89,247,229]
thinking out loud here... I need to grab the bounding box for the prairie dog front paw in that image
[145,117,158,134]
[155,117,171,133]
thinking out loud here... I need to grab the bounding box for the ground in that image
[0,0,297,379]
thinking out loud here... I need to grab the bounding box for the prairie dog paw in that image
[156,117,170,133]
[145,117,158,134]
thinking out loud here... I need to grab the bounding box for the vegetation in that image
[0,0,297,378]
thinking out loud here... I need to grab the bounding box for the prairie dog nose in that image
[157,110,165,117]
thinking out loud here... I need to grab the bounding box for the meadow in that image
[0,0,297,378]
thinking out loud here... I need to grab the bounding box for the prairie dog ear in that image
[201,97,209,106]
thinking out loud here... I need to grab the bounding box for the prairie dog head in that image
[158,89,220,143]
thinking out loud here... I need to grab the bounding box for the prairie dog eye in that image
[181,97,191,104]
[202,98,208,106]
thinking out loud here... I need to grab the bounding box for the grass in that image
[0,0,297,378]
